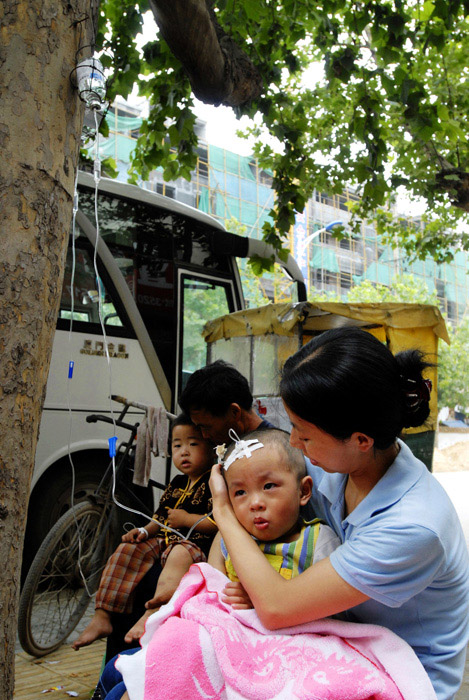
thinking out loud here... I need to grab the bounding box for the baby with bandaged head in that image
[116,428,340,700]
[208,428,339,607]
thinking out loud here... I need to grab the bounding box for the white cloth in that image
[133,406,169,487]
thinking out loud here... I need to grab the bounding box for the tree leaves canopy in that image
[97,0,469,265]
[438,319,469,411]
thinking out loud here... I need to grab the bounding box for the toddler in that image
[208,428,339,603]
[73,414,217,649]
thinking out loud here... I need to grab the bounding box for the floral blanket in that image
[116,563,437,700]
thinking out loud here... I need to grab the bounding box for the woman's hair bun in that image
[280,328,434,447]
[397,349,433,428]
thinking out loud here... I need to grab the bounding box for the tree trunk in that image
[0,1,95,695]
[149,0,263,106]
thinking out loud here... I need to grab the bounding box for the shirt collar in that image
[316,439,426,526]
[316,470,347,505]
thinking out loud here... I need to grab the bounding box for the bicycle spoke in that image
[19,501,111,655]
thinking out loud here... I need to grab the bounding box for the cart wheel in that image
[18,501,110,657]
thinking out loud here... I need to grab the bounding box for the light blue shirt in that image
[306,439,469,700]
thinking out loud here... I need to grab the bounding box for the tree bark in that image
[149,0,263,106]
[0,1,94,695]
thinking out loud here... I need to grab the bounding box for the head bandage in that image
[220,429,265,471]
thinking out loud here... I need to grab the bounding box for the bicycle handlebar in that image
[85,396,176,438]
[86,414,138,432]
[111,394,177,420]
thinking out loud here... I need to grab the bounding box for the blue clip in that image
[68,361,74,379]
[108,436,118,458]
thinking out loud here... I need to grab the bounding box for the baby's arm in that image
[207,533,253,609]
[207,532,226,573]
[166,508,217,534]
[121,516,160,543]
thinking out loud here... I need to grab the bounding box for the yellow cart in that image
[203,301,449,471]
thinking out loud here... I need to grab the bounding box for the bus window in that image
[77,186,239,391]
[58,245,124,327]
[173,214,232,273]
[179,274,233,393]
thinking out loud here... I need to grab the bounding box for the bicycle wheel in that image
[18,500,111,656]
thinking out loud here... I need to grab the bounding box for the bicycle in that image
[18,395,174,657]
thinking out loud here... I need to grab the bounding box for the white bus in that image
[23,171,306,569]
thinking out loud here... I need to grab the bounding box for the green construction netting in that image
[219,194,241,220]
[452,251,469,285]
[403,257,439,278]
[99,134,137,162]
[106,112,143,133]
[444,284,458,302]
[198,187,210,213]
[242,201,261,229]
[257,184,273,207]
[209,145,256,181]
[96,116,469,313]
[209,169,225,192]
[356,261,393,285]
[310,247,340,273]
[384,250,468,303]
[196,188,272,238]
[375,248,394,264]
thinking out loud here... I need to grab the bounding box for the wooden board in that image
[14,640,105,699]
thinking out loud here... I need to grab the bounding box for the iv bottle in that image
[76,57,106,110]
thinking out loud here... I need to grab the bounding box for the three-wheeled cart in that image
[203,301,449,470]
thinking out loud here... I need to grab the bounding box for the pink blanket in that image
[116,563,437,700]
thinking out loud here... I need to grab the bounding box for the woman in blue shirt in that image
[210,327,469,700]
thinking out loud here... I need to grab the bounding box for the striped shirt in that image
[221,520,324,581]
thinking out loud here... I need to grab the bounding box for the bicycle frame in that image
[85,400,167,518]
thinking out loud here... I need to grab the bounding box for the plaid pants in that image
[95,537,206,614]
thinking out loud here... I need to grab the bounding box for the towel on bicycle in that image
[116,562,436,700]
[134,406,169,487]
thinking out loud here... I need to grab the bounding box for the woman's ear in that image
[299,475,313,505]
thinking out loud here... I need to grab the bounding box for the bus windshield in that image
[74,186,237,393]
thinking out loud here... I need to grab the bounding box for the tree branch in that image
[149,0,263,106]
[419,140,469,211]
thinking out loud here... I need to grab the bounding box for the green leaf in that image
[248,254,276,275]
[421,1,436,21]
[101,157,118,178]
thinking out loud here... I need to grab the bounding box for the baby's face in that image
[171,424,212,480]
[224,446,304,543]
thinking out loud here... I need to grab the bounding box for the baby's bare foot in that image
[72,609,113,650]
[124,609,154,643]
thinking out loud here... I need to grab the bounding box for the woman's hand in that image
[222,581,254,609]
[209,463,231,512]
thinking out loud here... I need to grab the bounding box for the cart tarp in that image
[203,302,449,438]
[202,301,449,345]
